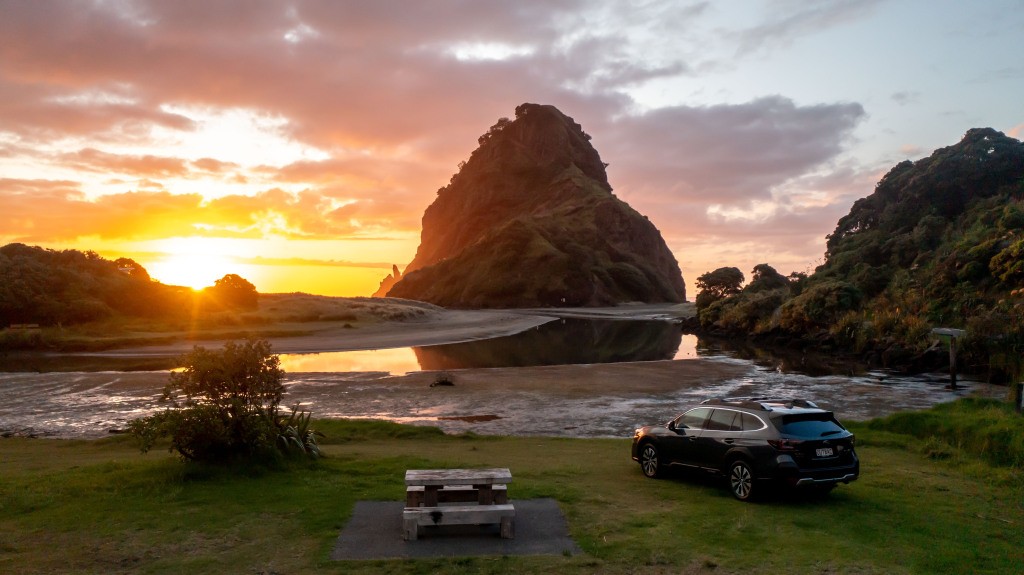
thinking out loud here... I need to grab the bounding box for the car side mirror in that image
[667,421,676,432]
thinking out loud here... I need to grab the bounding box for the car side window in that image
[706,409,738,431]
[676,407,712,429]
[739,413,765,432]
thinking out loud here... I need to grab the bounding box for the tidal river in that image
[0,319,1004,439]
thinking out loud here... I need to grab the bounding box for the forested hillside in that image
[0,243,257,329]
[697,128,1024,379]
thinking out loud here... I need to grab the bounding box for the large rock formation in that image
[372,264,402,298]
[385,103,685,308]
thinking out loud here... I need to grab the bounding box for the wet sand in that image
[98,303,694,357]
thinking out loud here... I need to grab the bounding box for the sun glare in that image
[149,253,233,290]
[147,237,239,290]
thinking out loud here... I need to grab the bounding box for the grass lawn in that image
[1,419,1022,574]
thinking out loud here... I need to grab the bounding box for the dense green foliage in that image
[0,243,186,326]
[695,128,1024,380]
[129,339,320,462]
[0,243,262,331]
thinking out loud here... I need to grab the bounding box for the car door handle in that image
[724,439,735,444]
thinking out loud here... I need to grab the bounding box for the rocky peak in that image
[384,103,686,308]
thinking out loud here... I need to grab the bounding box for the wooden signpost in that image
[930,328,966,390]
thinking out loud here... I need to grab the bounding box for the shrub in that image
[778,280,863,332]
[129,339,320,462]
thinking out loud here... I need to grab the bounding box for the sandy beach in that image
[106,302,695,357]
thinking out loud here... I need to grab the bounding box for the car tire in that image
[728,460,756,501]
[639,443,661,478]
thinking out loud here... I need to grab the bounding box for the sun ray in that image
[147,237,238,290]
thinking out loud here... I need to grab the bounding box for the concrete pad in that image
[331,498,582,560]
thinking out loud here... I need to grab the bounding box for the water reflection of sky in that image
[278,347,421,374]
[277,329,701,374]
[673,334,699,360]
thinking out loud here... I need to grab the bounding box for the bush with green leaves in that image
[129,338,321,462]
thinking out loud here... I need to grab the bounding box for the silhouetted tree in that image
[747,264,789,292]
[114,257,151,281]
[695,267,744,309]
[206,273,258,310]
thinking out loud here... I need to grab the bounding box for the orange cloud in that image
[61,148,189,178]
[0,179,418,243]
[4,0,1012,301]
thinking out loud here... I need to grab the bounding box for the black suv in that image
[631,397,859,501]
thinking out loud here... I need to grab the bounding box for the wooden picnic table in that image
[405,467,511,506]
[402,468,515,540]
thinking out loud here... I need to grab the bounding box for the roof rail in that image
[746,397,820,410]
[702,397,820,411]
[701,397,772,410]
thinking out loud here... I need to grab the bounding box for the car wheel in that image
[728,460,756,501]
[639,443,661,478]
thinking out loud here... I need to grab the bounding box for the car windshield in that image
[675,407,711,429]
[776,413,847,438]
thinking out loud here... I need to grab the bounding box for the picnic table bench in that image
[403,468,515,540]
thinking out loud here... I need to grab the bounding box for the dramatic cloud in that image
[2,1,1018,295]
[602,96,865,205]
[0,180,394,242]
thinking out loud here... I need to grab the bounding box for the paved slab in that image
[331,498,582,560]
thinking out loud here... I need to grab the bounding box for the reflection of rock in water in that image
[414,319,682,370]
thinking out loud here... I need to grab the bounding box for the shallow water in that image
[0,356,1002,440]
[0,319,1005,439]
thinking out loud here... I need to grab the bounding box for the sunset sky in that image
[2,1,1022,297]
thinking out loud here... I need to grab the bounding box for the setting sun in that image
[146,237,238,290]
[148,253,233,290]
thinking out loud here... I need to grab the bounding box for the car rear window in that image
[776,413,847,438]
[739,413,765,431]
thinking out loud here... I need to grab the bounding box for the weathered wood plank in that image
[402,504,516,540]
[405,484,507,507]
[404,468,512,486]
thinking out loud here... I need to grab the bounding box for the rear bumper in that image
[793,472,859,487]
[772,453,860,487]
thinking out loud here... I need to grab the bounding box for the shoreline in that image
[80,303,696,358]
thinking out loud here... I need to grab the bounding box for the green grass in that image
[2,407,1023,575]
[855,397,1024,468]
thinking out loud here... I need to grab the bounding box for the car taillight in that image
[768,438,804,451]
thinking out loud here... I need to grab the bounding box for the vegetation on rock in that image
[386,103,686,307]
[694,128,1024,381]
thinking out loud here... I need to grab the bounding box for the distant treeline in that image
[0,243,258,328]
[694,128,1024,381]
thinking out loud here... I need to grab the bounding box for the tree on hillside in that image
[695,267,744,309]
[0,243,183,326]
[114,257,151,281]
[129,339,320,462]
[747,264,789,292]
[206,273,258,310]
